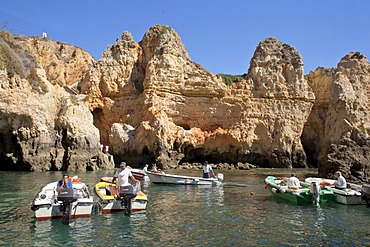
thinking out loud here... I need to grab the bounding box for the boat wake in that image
[222,182,249,187]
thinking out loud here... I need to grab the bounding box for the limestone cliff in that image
[1,25,370,183]
[304,52,370,182]
[79,26,314,169]
[17,35,95,88]
[0,31,113,171]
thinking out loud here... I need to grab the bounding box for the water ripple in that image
[0,170,369,246]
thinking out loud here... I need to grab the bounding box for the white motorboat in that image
[102,167,149,181]
[129,168,149,181]
[31,176,94,224]
[146,171,224,185]
[304,177,364,205]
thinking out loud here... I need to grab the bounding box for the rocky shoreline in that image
[174,162,257,171]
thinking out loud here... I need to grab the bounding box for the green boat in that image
[264,176,334,205]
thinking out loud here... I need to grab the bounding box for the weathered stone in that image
[305,52,370,182]
[0,31,113,171]
[1,27,370,182]
[80,27,314,170]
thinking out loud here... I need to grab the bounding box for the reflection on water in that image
[0,169,369,246]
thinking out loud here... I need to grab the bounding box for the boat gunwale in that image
[146,171,218,182]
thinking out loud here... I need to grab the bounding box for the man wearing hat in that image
[112,162,137,192]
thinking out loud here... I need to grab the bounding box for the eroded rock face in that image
[80,26,314,169]
[17,35,95,88]
[2,27,370,181]
[305,52,370,182]
[0,31,113,171]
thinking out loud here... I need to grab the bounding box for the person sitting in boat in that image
[332,171,347,190]
[203,161,215,178]
[112,162,137,192]
[151,164,158,172]
[286,173,300,189]
[56,174,73,192]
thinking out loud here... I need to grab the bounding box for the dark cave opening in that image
[92,108,105,144]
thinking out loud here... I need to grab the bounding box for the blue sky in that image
[1,1,369,75]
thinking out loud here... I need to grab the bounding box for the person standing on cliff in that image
[203,161,215,178]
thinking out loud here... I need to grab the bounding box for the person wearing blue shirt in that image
[57,174,73,192]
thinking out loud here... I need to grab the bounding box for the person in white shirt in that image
[203,161,215,178]
[112,162,137,192]
[286,173,300,189]
[333,171,347,190]
[143,164,148,173]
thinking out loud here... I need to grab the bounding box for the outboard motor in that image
[217,173,224,183]
[361,184,370,208]
[117,184,138,216]
[310,182,321,205]
[57,187,78,224]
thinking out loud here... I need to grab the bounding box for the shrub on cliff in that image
[0,30,45,93]
[218,73,246,85]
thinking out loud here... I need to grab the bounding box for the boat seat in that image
[99,188,107,196]
[288,186,300,190]
[105,185,117,196]
[109,186,117,196]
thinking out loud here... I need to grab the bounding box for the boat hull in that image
[31,180,94,220]
[304,177,364,205]
[333,194,364,205]
[34,199,93,220]
[94,181,148,213]
[265,176,334,205]
[362,184,370,207]
[130,169,146,180]
[146,171,222,185]
[130,169,150,181]
[97,199,148,213]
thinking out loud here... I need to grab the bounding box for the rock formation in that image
[79,26,314,170]
[1,25,370,182]
[304,52,370,182]
[0,31,113,171]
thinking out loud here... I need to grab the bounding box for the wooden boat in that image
[362,184,370,207]
[93,181,147,215]
[264,176,334,205]
[303,177,364,205]
[31,176,94,224]
[146,171,224,185]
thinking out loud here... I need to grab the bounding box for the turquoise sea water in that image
[0,169,369,246]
